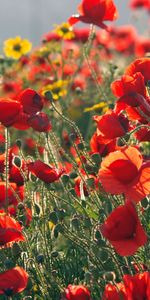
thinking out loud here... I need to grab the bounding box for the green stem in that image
[4,128,10,212]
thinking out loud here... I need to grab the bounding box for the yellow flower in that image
[54,22,75,40]
[48,221,55,230]
[84,102,109,113]
[42,80,68,100]
[3,36,32,59]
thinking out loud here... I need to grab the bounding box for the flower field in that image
[0,0,150,299]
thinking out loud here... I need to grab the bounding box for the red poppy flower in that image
[93,110,130,144]
[0,98,22,127]
[103,272,150,299]
[64,284,91,300]
[110,25,137,54]
[11,111,30,130]
[73,28,90,43]
[125,57,150,83]
[130,0,150,10]
[102,282,127,299]
[90,132,117,157]
[100,202,147,256]
[9,159,28,186]
[99,146,150,202]
[114,93,150,124]
[17,88,43,115]
[68,0,118,29]
[42,31,61,43]
[134,124,150,142]
[28,160,64,183]
[27,112,52,132]
[0,266,28,295]
[74,175,98,197]
[0,182,23,207]
[123,272,150,299]
[111,72,146,98]
[2,80,22,99]
[135,38,150,57]
[0,213,25,247]
[8,206,32,227]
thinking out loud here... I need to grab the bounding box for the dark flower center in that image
[13,44,21,52]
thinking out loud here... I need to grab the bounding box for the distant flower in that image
[42,80,69,100]
[54,22,75,40]
[103,282,127,299]
[129,0,150,10]
[64,284,91,300]
[84,102,108,113]
[0,267,28,296]
[3,36,32,60]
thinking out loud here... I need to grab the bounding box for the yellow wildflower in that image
[84,102,109,113]
[3,36,32,60]
[54,22,75,40]
[48,221,55,230]
[42,80,68,100]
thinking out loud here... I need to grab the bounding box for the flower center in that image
[13,44,21,52]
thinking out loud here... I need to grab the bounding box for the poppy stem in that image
[4,127,10,213]
[83,24,107,101]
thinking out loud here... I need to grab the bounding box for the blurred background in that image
[0,0,148,46]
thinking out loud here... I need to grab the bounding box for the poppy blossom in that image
[114,93,150,124]
[64,284,91,300]
[17,88,43,115]
[134,124,150,142]
[111,72,146,98]
[102,282,127,299]
[28,160,64,183]
[68,0,118,29]
[99,146,150,202]
[125,57,150,83]
[1,80,23,99]
[0,182,24,207]
[27,112,52,132]
[90,132,117,157]
[123,272,150,299]
[130,0,150,10]
[110,25,137,54]
[42,31,61,43]
[100,202,147,256]
[0,98,22,127]
[74,175,98,198]
[0,266,28,295]
[9,160,28,186]
[93,110,130,144]
[0,213,25,247]
[73,28,90,43]
[135,38,150,57]
[8,205,32,227]
[103,272,150,299]
[12,111,31,130]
